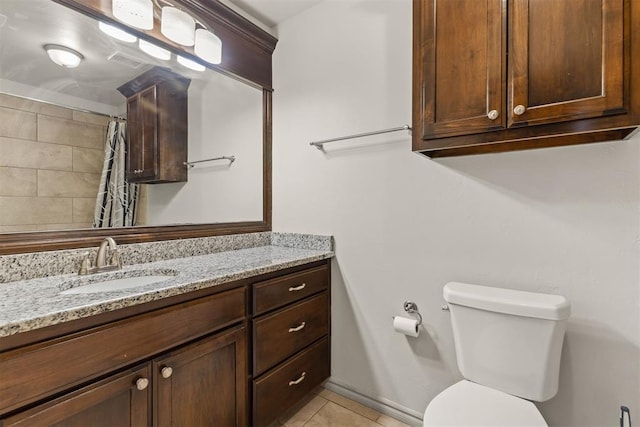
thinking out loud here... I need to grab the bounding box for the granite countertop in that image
[0,244,333,339]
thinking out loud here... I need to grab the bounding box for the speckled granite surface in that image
[0,244,334,338]
[0,232,333,284]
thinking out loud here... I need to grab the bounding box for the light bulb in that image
[98,22,137,43]
[139,39,171,60]
[161,7,195,46]
[194,29,222,64]
[177,55,205,72]
[44,44,84,68]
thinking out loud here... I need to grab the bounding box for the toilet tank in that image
[444,282,570,402]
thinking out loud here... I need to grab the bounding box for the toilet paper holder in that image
[403,301,423,326]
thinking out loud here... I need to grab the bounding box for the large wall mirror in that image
[0,0,276,254]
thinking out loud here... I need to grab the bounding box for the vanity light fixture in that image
[98,22,137,43]
[177,55,205,72]
[44,44,84,68]
[161,6,195,46]
[194,28,222,64]
[112,0,153,30]
[139,39,171,60]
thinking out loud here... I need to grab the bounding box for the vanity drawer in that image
[253,265,329,315]
[253,293,328,375]
[253,337,329,427]
[0,287,245,415]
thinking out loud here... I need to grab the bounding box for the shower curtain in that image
[92,119,139,228]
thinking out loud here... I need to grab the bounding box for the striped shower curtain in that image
[93,119,139,228]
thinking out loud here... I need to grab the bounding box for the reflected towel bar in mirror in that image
[184,156,236,168]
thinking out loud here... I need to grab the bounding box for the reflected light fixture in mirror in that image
[112,0,153,30]
[139,39,171,60]
[98,22,137,43]
[161,6,195,46]
[194,29,222,64]
[44,44,84,68]
[177,55,205,71]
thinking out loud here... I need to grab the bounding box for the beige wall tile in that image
[0,137,73,171]
[38,115,105,149]
[0,225,39,232]
[36,223,91,231]
[73,147,104,173]
[73,111,110,126]
[38,170,100,198]
[73,197,96,223]
[0,107,36,140]
[0,197,72,225]
[0,167,37,196]
[0,93,73,119]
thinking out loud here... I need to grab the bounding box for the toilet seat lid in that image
[423,380,547,426]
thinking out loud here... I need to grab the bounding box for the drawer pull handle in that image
[288,372,306,386]
[288,322,306,333]
[289,283,307,292]
[135,377,149,391]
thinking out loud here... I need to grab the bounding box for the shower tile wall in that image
[0,94,106,232]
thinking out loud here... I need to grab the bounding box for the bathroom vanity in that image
[0,234,333,426]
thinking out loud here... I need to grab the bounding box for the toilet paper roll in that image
[393,316,419,338]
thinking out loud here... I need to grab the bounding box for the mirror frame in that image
[0,0,276,255]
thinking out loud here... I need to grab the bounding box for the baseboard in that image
[323,378,424,427]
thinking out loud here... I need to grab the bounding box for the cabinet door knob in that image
[487,110,499,120]
[288,283,306,292]
[135,377,149,390]
[514,105,526,116]
[288,372,306,386]
[288,321,306,333]
[161,366,173,379]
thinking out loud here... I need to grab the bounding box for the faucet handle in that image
[78,252,91,275]
[110,250,122,269]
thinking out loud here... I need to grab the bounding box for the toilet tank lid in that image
[444,282,570,320]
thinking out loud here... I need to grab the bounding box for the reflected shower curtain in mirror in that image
[93,119,139,228]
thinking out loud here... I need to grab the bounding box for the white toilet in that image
[424,282,570,426]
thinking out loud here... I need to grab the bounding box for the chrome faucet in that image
[78,237,122,275]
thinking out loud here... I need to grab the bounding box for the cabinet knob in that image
[135,377,149,391]
[513,105,526,116]
[487,110,499,120]
[288,372,306,386]
[288,283,307,292]
[161,366,173,379]
[288,321,306,333]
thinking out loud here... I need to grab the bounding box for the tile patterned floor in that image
[272,388,412,427]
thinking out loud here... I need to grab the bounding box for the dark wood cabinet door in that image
[415,0,505,139]
[126,95,142,182]
[508,0,625,127]
[137,86,158,182]
[2,365,150,427]
[154,325,247,427]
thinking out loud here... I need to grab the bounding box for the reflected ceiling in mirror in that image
[0,0,264,235]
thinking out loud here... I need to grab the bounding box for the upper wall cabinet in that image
[118,68,191,184]
[412,0,640,157]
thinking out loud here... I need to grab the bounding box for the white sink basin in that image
[60,270,177,295]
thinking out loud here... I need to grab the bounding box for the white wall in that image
[272,1,640,426]
[145,73,263,225]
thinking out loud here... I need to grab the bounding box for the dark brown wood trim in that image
[263,89,273,229]
[0,221,270,255]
